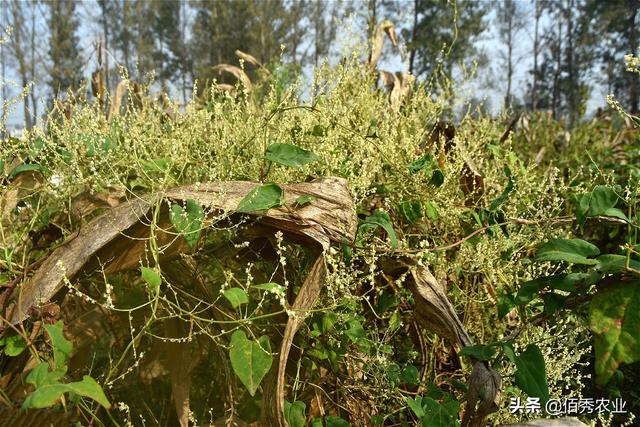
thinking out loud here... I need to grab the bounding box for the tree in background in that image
[496,0,525,110]
[4,0,42,129]
[407,0,487,81]
[584,0,639,113]
[47,0,83,99]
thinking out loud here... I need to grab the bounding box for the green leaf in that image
[458,344,496,361]
[400,365,420,385]
[430,169,445,187]
[2,334,27,356]
[44,321,72,371]
[425,201,439,221]
[169,200,204,248]
[502,343,549,404]
[345,319,366,342]
[284,400,306,427]
[253,282,285,294]
[421,396,460,427]
[26,363,64,388]
[596,254,640,274]
[400,200,422,224]
[407,396,425,417]
[223,288,250,308]
[141,267,161,291]
[8,163,47,180]
[65,376,111,408]
[588,186,619,216]
[22,375,110,409]
[265,143,319,168]
[361,210,398,250]
[142,158,170,173]
[388,311,402,332]
[534,238,600,265]
[489,166,514,211]
[229,330,273,396]
[237,183,284,213]
[293,194,315,208]
[602,208,628,222]
[589,280,640,385]
[22,383,70,409]
[408,154,434,174]
[325,415,351,427]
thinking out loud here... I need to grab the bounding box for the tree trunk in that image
[531,0,541,111]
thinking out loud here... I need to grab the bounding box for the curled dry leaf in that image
[462,361,502,427]
[261,255,327,427]
[235,50,263,68]
[410,264,472,348]
[368,20,398,68]
[379,259,501,427]
[10,177,355,325]
[212,64,253,91]
[108,80,143,120]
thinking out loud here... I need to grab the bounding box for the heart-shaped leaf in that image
[229,330,273,396]
[44,321,72,371]
[223,288,250,308]
[236,183,284,213]
[502,343,549,404]
[265,143,319,168]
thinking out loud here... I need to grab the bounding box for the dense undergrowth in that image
[1,48,639,427]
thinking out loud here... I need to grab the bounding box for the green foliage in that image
[265,143,319,168]
[502,343,550,404]
[21,321,109,410]
[141,267,162,292]
[223,288,250,308]
[284,400,306,427]
[359,210,398,250]
[236,183,284,212]
[0,333,27,356]
[589,280,640,385]
[229,330,273,396]
[534,238,600,265]
[169,199,204,247]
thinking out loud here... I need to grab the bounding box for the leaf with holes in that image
[589,280,640,385]
[236,183,284,213]
[265,143,319,168]
[229,330,273,396]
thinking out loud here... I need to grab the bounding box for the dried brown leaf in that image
[368,20,398,68]
[261,255,326,427]
[235,50,263,68]
[10,177,356,321]
[410,264,472,348]
[212,64,253,91]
